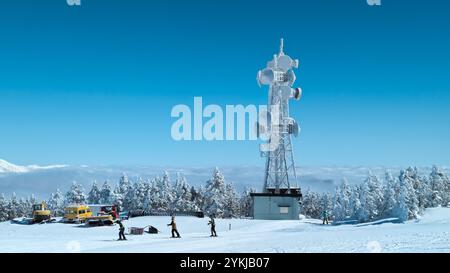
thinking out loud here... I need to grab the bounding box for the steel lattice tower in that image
[257,39,302,194]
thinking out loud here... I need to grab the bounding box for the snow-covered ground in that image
[1,208,449,253]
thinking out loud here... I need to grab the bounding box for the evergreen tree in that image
[429,166,449,207]
[154,172,174,212]
[203,167,227,217]
[130,178,146,210]
[365,173,384,221]
[172,173,196,212]
[354,184,368,222]
[416,175,430,211]
[319,192,333,220]
[392,177,409,222]
[87,181,101,204]
[399,168,420,219]
[47,189,64,216]
[332,186,344,221]
[224,183,240,218]
[301,189,321,219]
[100,181,112,204]
[110,187,124,211]
[239,187,254,218]
[0,194,9,221]
[118,173,132,210]
[7,193,22,219]
[349,185,362,221]
[381,171,398,218]
[64,181,86,205]
[192,185,205,212]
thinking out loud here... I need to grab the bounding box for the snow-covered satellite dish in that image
[277,55,294,72]
[287,119,300,137]
[258,68,274,85]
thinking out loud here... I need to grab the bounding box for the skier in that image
[208,216,217,237]
[322,210,329,225]
[167,216,181,238]
[116,220,127,240]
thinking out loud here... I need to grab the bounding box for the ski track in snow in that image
[0,208,449,253]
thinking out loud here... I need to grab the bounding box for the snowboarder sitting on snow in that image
[322,210,329,225]
[167,216,181,238]
[208,216,217,237]
[116,220,127,240]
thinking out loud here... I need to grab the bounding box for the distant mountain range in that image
[0,159,448,199]
[0,159,67,174]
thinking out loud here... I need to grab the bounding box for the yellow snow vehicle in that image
[63,205,93,223]
[31,202,52,223]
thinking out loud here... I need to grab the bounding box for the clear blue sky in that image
[0,0,449,167]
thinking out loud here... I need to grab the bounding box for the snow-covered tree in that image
[172,173,196,212]
[416,175,430,211]
[130,178,147,210]
[392,177,409,222]
[47,189,64,216]
[364,173,384,221]
[354,184,369,222]
[110,187,124,211]
[143,178,158,212]
[100,181,112,204]
[319,192,333,220]
[224,183,240,218]
[239,187,254,218]
[203,167,227,217]
[399,168,420,219]
[118,173,133,210]
[349,185,361,221]
[301,189,321,219]
[64,181,86,205]
[429,166,449,207]
[152,172,175,212]
[87,181,101,204]
[333,178,353,221]
[0,194,9,221]
[7,193,22,219]
[381,171,398,218]
[191,185,205,211]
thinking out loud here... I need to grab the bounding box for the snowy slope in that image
[0,207,449,253]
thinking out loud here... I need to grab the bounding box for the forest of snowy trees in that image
[1,166,449,223]
[301,166,450,223]
[0,168,255,222]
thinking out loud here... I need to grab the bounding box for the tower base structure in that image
[251,189,302,220]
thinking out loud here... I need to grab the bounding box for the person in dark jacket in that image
[208,216,217,237]
[167,216,181,238]
[116,220,127,240]
[322,210,329,225]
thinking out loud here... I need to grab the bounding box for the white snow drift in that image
[0,207,449,253]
